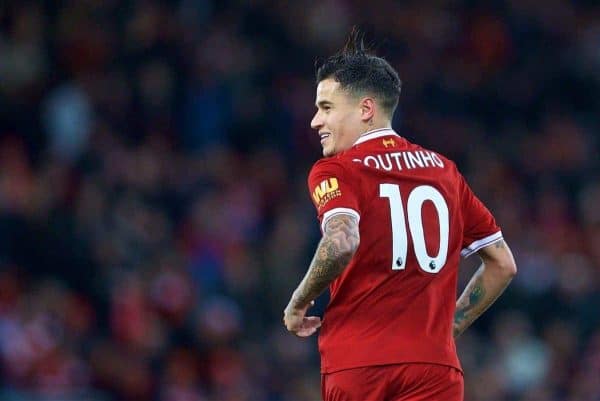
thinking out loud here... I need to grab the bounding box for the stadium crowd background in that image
[0,1,599,400]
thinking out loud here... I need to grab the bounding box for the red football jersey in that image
[307,128,502,374]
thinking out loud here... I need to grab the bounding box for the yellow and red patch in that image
[312,177,341,208]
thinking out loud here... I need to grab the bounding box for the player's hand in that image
[283,300,322,337]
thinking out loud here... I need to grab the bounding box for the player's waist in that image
[318,334,460,374]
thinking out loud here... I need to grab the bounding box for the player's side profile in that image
[283,30,517,401]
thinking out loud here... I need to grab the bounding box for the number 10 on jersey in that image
[379,184,449,273]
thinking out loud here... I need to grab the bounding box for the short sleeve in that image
[459,175,503,258]
[308,159,360,232]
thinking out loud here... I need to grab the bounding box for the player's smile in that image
[320,132,331,144]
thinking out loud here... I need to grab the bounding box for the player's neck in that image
[362,123,393,136]
[351,124,396,147]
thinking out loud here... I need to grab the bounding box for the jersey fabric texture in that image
[321,363,464,401]
[307,128,502,374]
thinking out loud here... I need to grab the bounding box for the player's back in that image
[308,129,501,373]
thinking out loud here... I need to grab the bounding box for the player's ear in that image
[360,97,375,123]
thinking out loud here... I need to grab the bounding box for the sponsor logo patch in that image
[312,177,341,208]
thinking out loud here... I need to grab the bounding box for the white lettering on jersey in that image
[354,151,444,172]
[364,156,380,169]
[377,154,394,171]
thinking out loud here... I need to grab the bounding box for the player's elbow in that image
[323,232,360,266]
[492,254,517,281]
[479,241,517,279]
[347,235,360,255]
[338,244,359,268]
[499,257,517,278]
[345,240,360,261]
[322,214,360,262]
[335,235,360,260]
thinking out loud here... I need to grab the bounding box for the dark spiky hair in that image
[316,28,401,117]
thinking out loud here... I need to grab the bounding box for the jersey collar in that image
[353,128,400,146]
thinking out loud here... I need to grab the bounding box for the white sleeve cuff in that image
[321,208,361,232]
[461,231,503,258]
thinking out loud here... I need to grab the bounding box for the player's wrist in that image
[290,292,311,310]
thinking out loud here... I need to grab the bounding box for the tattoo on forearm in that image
[454,274,486,332]
[292,215,359,308]
[454,254,513,337]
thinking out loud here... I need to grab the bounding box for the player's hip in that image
[321,363,464,401]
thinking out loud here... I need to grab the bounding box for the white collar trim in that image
[353,128,399,146]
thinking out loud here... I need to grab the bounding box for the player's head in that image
[311,29,401,157]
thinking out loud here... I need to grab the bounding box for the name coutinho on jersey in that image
[312,177,342,208]
[352,151,444,171]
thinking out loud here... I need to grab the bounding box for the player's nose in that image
[311,111,323,130]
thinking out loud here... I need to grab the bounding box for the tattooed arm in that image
[453,240,517,338]
[292,214,360,307]
[283,214,360,336]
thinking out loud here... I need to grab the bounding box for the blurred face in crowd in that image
[311,78,372,157]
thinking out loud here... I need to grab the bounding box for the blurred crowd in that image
[0,0,599,400]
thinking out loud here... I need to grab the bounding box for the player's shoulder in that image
[309,155,348,177]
